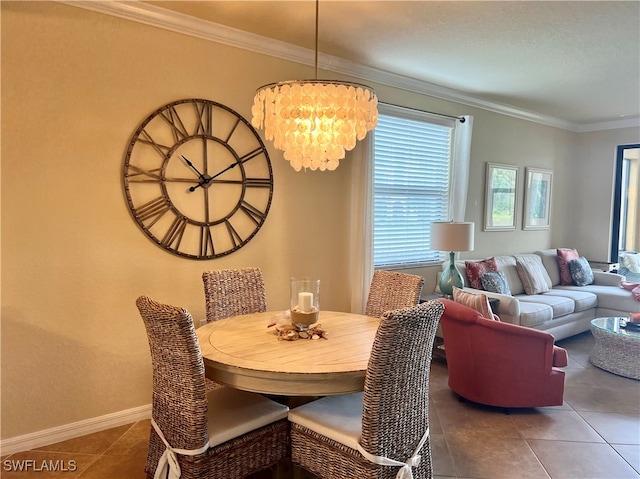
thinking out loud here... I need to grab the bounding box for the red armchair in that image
[438,298,568,408]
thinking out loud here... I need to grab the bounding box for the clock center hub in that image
[201,176,214,189]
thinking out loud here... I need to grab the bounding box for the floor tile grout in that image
[4,332,639,479]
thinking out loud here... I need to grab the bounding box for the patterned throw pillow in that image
[480,271,512,295]
[465,257,498,290]
[452,286,495,320]
[515,255,551,295]
[557,248,579,286]
[569,257,594,286]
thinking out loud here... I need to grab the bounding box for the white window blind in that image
[373,107,454,267]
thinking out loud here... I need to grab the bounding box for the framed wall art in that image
[484,163,518,231]
[523,167,553,230]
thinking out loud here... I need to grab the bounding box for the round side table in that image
[590,317,640,380]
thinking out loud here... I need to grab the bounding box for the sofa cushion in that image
[515,255,552,294]
[543,289,598,312]
[481,271,512,295]
[558,284,640,313]
[518,293,575,319]
[495,256,526,295]
[569,257,594,286]
[452,286,495,320]
[557,248,579,285]
[535,249,562,286]
[465,258,498,290]
[516,300,553,327]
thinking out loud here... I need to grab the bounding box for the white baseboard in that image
[0,404,152,456]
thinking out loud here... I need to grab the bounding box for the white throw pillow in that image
[515,255,551,295]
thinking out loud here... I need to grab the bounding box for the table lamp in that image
[430,221,475,297]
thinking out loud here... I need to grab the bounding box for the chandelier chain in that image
[250,0,379,171]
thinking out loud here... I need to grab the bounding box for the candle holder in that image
[290,278,320,327]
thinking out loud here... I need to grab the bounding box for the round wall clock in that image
[122,99,273,259]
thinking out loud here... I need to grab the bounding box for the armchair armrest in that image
[553,346,568,367]
[477,318,561,374]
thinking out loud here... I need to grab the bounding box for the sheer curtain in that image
[349,114,474,313]
[450,115,474,222]
[349,134,374,314]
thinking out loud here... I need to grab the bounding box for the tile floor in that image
[2,332,639,478]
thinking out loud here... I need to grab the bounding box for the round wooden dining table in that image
[197,310,381,396]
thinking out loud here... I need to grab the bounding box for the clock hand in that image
[181,155,206,180]
[208,162,239,181]
[191,154,255,191]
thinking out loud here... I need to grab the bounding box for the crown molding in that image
[573,116,640,133]
[59,1,318,67]
[60,1,633,133]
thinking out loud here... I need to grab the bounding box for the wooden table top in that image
[197,310,380,396]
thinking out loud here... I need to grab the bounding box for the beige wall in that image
[570,128,640,261]
[1,1,636,440]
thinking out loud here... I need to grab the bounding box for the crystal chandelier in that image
[251,3,378,171]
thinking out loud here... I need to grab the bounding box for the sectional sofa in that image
[444,248,640,341]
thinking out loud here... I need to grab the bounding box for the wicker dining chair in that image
[136,296,289,479]
[365,269,425,318]
[202,267,267,322]
[288,300,444,479]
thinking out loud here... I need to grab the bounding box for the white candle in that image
[298,292,314,313]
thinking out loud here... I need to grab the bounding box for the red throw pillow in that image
[465,257,498,290]
[557,248,579,285]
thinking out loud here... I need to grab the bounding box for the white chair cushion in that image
[288,392,363,450]
[207,387,289,447]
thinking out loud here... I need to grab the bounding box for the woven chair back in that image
[136,296,209,451]
[361,300,444,470]
[202,267,267,322]
[365,270,425,318]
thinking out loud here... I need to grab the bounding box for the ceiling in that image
[139,1,639,131]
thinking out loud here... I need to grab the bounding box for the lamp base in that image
[439,251,464,297]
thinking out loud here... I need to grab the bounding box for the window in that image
[612,144,639,258]
[619,156,631,251]
[373,105,456,267]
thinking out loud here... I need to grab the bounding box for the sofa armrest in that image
[593,271,625,287]
[552,346,568,367]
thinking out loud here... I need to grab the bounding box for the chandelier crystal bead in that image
[251,80,378,171]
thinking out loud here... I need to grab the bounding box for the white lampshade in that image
[430,222,475,252]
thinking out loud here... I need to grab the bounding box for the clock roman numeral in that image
[136,196,170,226]
[159,106,189,143]
[239,147,264,164]
[138,129,172,159]
[225,220,243,247]
[224,118,242,143]
[126,165,162,183]
[161,216,188,250]
[239,200,266,225]
[194,102,213,136]
[245,177,272,188]
[200,225,215,257]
